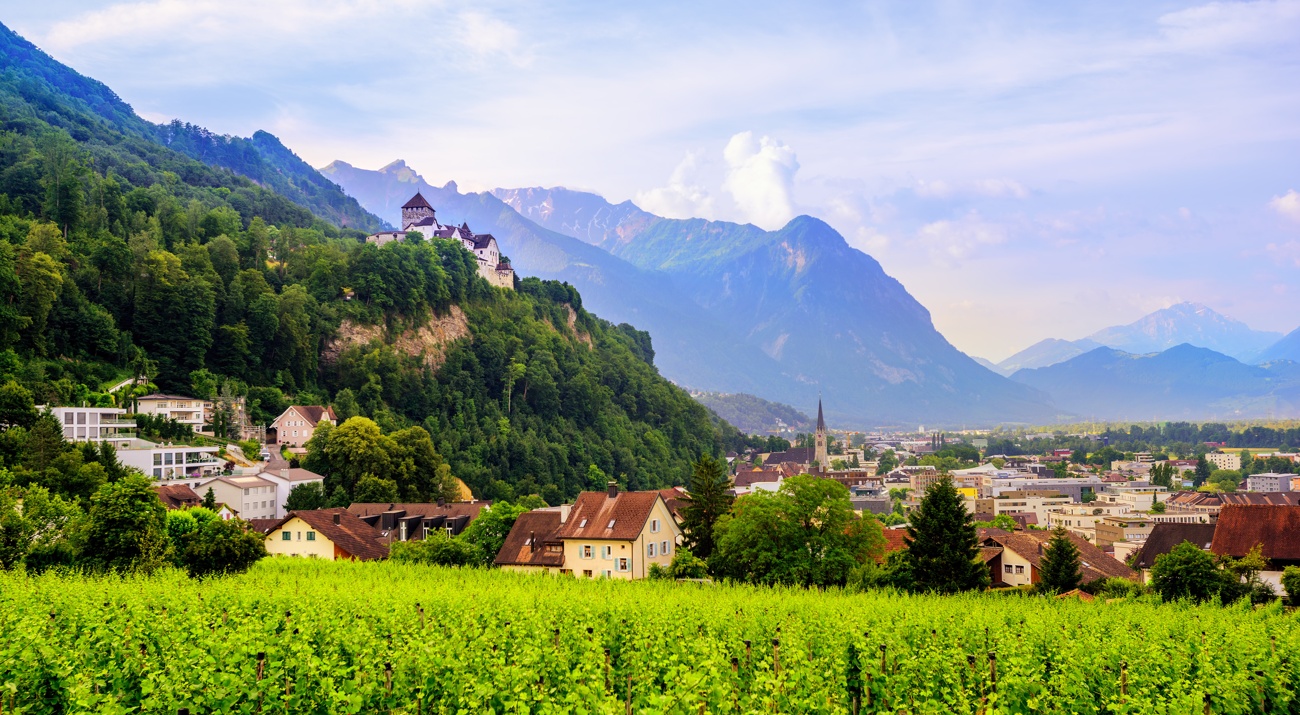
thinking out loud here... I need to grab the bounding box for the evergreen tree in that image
[903,477,989,593]
[1036,527,1082,594]
[202,487,217,510]
[679,455,733,560]
[1193,455,1212,487]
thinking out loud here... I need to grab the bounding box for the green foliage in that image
[390,532,481,567]
[904,477,989,594]
[284,481,328,511]
[0,483,82,570]
[679,455,732,560]
[1150,541,1236,604]
[176,516,266,578]
[82,474,170,573]
[1282,566,1300,606]
[974,513,1018,531]
[6,558,1298,713]
[874,449,898,475]
[1035,527,1082,595]
[710,474,884,587]
[456,499,541,567]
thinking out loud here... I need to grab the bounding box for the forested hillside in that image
[0,23,734,504]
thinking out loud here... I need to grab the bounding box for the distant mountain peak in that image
[1085,302,1280,361]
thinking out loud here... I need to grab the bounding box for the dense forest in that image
[0,22,744,505]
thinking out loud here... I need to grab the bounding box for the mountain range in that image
[323,170,1060,427]
[1009,344,1300,421]
[990,302,1287,375]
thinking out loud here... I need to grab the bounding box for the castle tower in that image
[401,192,436,229]
[814,396,828,469]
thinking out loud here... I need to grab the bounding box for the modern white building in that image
[181,468,324,519]
[43,406,136,443]
[134,394,213,429]
[1247,473,1293,493]
[119,440,223,480]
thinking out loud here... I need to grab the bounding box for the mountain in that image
[320,162,799,400]
[1010,344,1300,420]
[1084,302,1280,362]
[0,22,384,232]
[995,338,1103,375]
[971,356,1001,372]
[691,392,811,434]
[463,184,1058,426]
[1255,326,1300,364]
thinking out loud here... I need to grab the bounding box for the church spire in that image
[813,394,828,470]
[816,396,826,433]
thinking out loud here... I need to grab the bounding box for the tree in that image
[1149,462,1174,489]
[457,498,544,567]
[83,475,170,573]
[710,474,884,587]
[285,481,328,511]
[1150,541,1228,603]
[679,455,733,560]
[353,475,400,504]
[1282,566,1300,606]
[390,532,481,566]
[0,381,38,430]
[903,477,989,594]
[179,517,266,577]
[1192,455,1212,488]
[875,449,898,475]
[319,417,395,496]
[974,513,1018,531]
[1035,527,1082,594]
[666,550,709,579]
[202,487,217,510]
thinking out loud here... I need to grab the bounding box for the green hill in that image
[0,22,733,503]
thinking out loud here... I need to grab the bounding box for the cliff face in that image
[324,306,471,371]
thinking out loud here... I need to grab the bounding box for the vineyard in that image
[1,560,1296,714]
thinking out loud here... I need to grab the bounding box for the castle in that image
[365,192,515,289]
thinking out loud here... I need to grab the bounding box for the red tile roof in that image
[155,484,200,510]
[554,489,662,541]
[1210,505,1300,560]
[657,487,687,521]
[880,528,909,557]
[269,508,388,561]
[983,531,1136,583]
[494,511,565,567]
[1132,523,1216,570]
[346,502,489,520]
[289,405,337,425]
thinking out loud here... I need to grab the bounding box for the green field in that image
[1,560,1295,714]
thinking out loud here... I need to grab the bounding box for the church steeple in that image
[814,395,828,470]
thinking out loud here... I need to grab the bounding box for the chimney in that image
[607,481,619,498]
[399,521,407,542]
[437,497,446,507]
[280,469,289,479]
[332,513,340,525]
[529,530,537,552]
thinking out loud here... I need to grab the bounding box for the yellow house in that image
[496,483,683,579]
[264,508,388,561]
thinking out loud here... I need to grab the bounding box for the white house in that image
[42,406,135,442]
[120,441,223,480]
[134,394,213,429]
[271,406,337,449]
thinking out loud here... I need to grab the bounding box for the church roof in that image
[817,398,826,432]
[402,192,433,210]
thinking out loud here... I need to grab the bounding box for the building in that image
[987,476,1104,502]
[42,406,135,443]
[1210,505,1300,596]
[190,475,280,521]
[494,509,567,574]
[134,394,213,430]
[1046,502,1133,541]
[908,468,944,497]
[1165,490,1300,515]
[1130,523,1217,582]
[347,501,491,543]
[498,483,681,579]
[1096,485,1166,511]
[813,398,828,468]
[1093,511,1209,548]
[270,406,337,449]
[1205,452,1242,471]
[259,468,326,517]
[122,441,223,480]
[1247,473,1293,493]
[365,192,515,289]
[154,484,201,510]
[991,491,1071,525]
[264,508,388,561]
[981,530,1137,588]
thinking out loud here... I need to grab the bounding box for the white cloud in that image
[722,131,799,230]
[916,213,1008,263]
[456,11,532,67]
[1157,0,1300,52]
[633,152,715,220]
[915,178,1028,200]
[1270,189,1300,222]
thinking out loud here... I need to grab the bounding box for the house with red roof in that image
[270,405,337,448]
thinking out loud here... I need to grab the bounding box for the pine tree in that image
[679,455,733,560]
[1193,455,1212,487]
[904,477,989,593]
[202,487,217,511]
[1036,527,1082,594]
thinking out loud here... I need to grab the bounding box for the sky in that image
[7,0,1300,361]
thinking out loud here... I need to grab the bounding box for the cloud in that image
[916,213,1008,263]
[633,152,715,219]
[722,131,799,230]
[1157,0,1300,51]
[1270,189,1300,222]
[914,178,1028,200]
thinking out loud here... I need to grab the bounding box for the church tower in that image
[401,192,436,229]
[814,396,828,469]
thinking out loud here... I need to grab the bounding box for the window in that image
[607,519,616,529]
[647,543,656,557]
[1014,565,1025,575]
[244,488,250,496]
[603,570,612,578]
[63,412,74,424]
[601,546,612,559]
[306,532,315,541]
[650,519,660,533]
[578,519,588,528]
[616,558,630,572]
[1004,565,1013,574]
[282,532,291,541]
[661,541,670,555]
[153,454,162,466]
[582,545,593,559]
[583,570,592,578]
[153,468,161,477]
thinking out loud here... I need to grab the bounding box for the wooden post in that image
[605,649,612,691]
[730,657,738,675]
[625,675,632,715]
[988,652,997,693]
[554,628,560,650]
[178,709,189,715]
[772,639,780,676]
[385,662,393,696]
[256,652,266,712]
[1120,661,1128,702]
[1203,692,1212,715]
[879,644,887,673]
